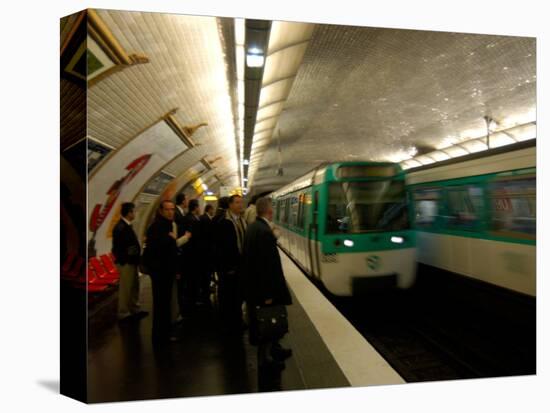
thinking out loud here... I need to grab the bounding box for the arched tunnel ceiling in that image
[87,10,239,190]
[83,10,536,199]
[248,25,536,195]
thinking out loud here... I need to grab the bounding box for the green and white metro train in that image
[272,162,417,296]
[406,142,536,296]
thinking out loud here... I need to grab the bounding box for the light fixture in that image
[462,139,488,153]
[243,159,249,165]
[416,156,436,165]
[205,190,213,196]
[443,145,469,158]
[243,177,248,182]
[343,239,354,247]
[391,236,404,244]
[246,52,265,68]
[430,151,451,162]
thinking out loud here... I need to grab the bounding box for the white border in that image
[0,1,547,412]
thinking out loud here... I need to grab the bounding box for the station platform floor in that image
[87,249,403,403]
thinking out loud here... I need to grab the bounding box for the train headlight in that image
[343,239,354,247]
[391,236,404,244]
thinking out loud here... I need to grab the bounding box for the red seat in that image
[87,266,115,286]
[89,256,118,282]
[100,254,120,276]
[67,264,110,293]
[87,283,108,293]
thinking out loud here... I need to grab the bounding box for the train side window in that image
[413,188,441,228]
[297,193,306,229]
[290,195,299,227]
[279,199,286,224]
[283,198,290,224]
[489,176,536,239]
[445,185,484,230]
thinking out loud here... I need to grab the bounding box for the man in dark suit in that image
[215,194,246,333]
[143,200,180,344]
[112,202,148,322]
[242,197,292,369]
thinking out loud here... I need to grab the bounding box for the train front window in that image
[326,180,409,233]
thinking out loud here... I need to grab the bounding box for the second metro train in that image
[406,142,536,296]
[272,161,416,296]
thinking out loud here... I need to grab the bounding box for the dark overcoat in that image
[241,218,292,306]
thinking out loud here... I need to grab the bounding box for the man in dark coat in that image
[215,194,246,333]
[242,196,292,368]
[112,202,148,321]
[143,200,180,344]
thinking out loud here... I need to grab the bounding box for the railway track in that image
[324,280,536,383]
[280,248,536,382]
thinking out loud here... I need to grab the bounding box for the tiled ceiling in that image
[87,10,239,188]
[249,25,536,194]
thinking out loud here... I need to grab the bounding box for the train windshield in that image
[326,180,409,233]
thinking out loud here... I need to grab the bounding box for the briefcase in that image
[256,305,288,340]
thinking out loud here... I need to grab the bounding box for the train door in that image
[308,190,321,278]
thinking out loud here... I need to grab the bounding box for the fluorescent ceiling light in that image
[246,53,265,67]
[234,19,245,46]
[514,127,536,141]
[490,133,515,148]
[443,145,469,158]
[401,159,422,169]
[430,151,451,162]
[236,45,245,79]
[416,156,436,165]
[462,139,488,153]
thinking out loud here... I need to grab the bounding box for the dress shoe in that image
[271,345,292,361]
[117,315,134,323]
[133,310,149,319]
[261,358,285,372]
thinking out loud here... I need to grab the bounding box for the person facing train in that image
[214,194,247,333]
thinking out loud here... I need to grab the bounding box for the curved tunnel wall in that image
[88,119,189,256]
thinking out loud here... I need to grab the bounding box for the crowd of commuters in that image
[111,193,292,373]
